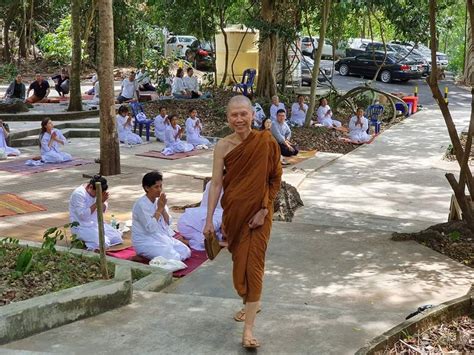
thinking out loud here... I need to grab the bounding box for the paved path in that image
[1,84,473,353]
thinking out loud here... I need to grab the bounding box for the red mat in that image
[106,246,208,278]
[0,158,94,175]
[135,149,209,160]
[56,95,94,101]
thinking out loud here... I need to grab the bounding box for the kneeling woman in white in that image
[349,107,372,143]
[185,108,210,147]
[0,120,20,156]
[39,118,72,163]
[178,180,223,251]
[132,171,191,261]
[162,114,194,156]
[316,97,342,128]
[69,175,123,250]
[116,105,142,145]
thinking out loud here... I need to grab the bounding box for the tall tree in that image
[98,0,121,176]
[427,0,474,226]
[256,0,278,97]
[304,0,331,127]
[68,0,83,112]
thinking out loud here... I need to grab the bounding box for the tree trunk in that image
[98,0,121,176]
[3,2,20,63]
[464,3,474,85]
[68,0,83,112]
[428,0,474,226]
[279,40,288,94]
[218,7,229,87]
[256,0,278,97]
[304,0,331,127]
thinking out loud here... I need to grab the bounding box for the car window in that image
[437,54,447,60]
[167,37,176,44]
[178,37,195,43]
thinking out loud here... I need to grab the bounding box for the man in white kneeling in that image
[69,175,123,250]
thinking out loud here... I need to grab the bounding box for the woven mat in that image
[136,149,209,160]
[0,193,46,217]
[283,150,317,166]
[0,158,93,175]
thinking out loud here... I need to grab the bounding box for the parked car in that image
[412,44,449,69]
[185,40,215,71]
[334,52,423,83]
[343,37,371,57]
[365,42,429,75]
[165,35,197,58]
[301,57,333,86]
[300,36,333,58]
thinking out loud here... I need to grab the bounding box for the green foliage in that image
[41,221,82,253]
[38,16,73,64]
[14,247,34,277]
[448,230,461,242]
[0,64,18,83]
[38,15,88,65]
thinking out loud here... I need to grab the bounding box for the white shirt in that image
[121,78,138,99]
[136,71,151,85]
[164,124,181,147]
[270,102,286,121]
[69,185,106,228]
[172,77,186,95]
[290,102,308,126]
[317,105,332,123]
[131,195,174,245]
[183,75,199,92]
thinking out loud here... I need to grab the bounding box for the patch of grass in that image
[0,244,115,306]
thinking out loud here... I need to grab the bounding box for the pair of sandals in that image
[234,308,262,349]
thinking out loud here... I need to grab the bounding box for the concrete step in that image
[11,128,101,147]
[8,122,100,141]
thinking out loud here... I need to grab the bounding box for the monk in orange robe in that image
[204,95,282,349]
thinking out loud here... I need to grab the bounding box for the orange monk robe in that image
[222,130,282,303]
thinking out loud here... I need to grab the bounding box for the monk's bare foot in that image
[233,307,262,322]
[242,335,260,349]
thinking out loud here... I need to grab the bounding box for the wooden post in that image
[95,182,109,279]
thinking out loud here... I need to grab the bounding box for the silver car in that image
[301,57,333,86]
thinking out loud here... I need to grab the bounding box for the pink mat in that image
[106,246,208,278]
[136,149,209,160]
[0,158,94,175]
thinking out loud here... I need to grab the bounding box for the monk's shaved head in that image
[227,95,253,113]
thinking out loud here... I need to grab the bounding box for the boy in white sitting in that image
[290,95,308,127]
[117,72,139,104]
[270,95,286,121]
[69,175,123,250]
[132,171,191,261]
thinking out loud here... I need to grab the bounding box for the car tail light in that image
[198,49,208,56]
[400,64,410,71]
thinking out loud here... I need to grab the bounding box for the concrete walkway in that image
[1,89,473,353]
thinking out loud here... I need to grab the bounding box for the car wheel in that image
[339,64,349,76]
[380,70,392,83]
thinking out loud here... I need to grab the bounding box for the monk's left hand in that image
[248,208,268,229]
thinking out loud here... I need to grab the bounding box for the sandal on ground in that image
[233,308,262,322]
[242,337,260,349]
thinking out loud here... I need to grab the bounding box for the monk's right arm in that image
[205,141,225,228]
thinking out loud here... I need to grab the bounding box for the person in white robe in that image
[116,105,142,145]
[290,95,308,127]
[185,108,210,147]
[316,98,342,128]
[178,180,223,251]
[69,175,123,250]
[0,120,20,156]
[270,95,286,121]
[172,68,191,99]
[39,118,72,163]
[132,171,191,261]
[162,114,194,156]
[349,107,372,143]
[154,106,168,142]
